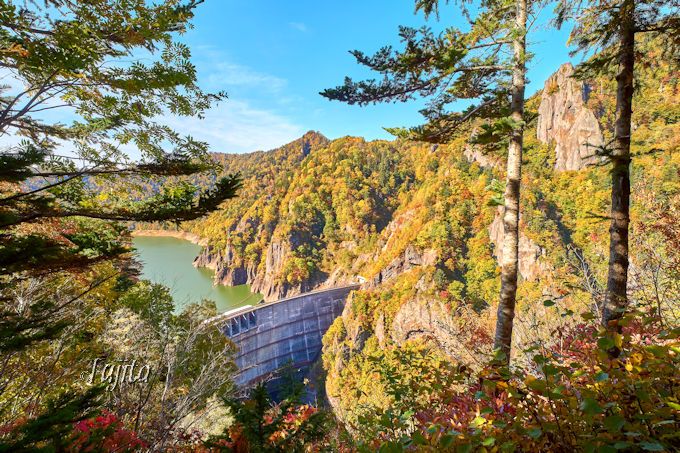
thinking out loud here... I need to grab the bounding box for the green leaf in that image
[527,427,542,439]
[543,300,555,307]
[580,397,604,415]
[527,378,547,392]
[500,441,516,452]
[456,445,472,453]
[645,345,666,357]
[470,416,486,428]
[410,431,427,445]
[666,401,680,410]
[401,409,415,419]
[379,441,404,453]
[482,437,496,447]
[440,434,455,448]
[604,414,625,432]
[599,447,617,453]
[595,371,609,382]
[597,336,616,350]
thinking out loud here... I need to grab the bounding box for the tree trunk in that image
[602,0,634,340]
[493,0,527,365]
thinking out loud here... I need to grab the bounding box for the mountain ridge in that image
[183,62,608,303]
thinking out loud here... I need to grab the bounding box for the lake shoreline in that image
[132,235,260,312]
[131,229,208,246]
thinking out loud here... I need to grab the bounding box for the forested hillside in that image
[160,44,677,321]
[3,0,678,449]
[143,45,680,446]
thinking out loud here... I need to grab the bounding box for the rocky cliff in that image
[189,64,609,305]
[368,245,438,287]
[194,237,328,301]
[537,63,604,171]
[465,63,605,281]
[249,238,330,301]
[488,207,548,282]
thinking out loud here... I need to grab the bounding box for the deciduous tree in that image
[557,0,679,346]
[0,0,241,447]
[322,0,543,364]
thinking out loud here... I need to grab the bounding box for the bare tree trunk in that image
[602,0,635,342]
[493,0,527,365]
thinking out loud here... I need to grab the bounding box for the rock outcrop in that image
[192,245,221,271]
[488,206,548,282]
[194,238,329,302]
[464,143,503,169]
[468,63,603,281]
[389,298,491,363]
[193,244,258,286]
[250,240,291,301]
[537,63,604,171]
[249,239,330,302]
[369,245,438,287]
[325,292,492,398]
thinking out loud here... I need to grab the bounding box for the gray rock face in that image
[193,245,221,271]
[194,237,329,302]
[215,260,257,287]
[326,293,491,404]
[537,63,604,171]
[249,239,329,302]
[250,240,291,301]
[488,206,548,282]
[194,244,258,286]
[390,298,490,363]
[369,245,438,287]
[464,143,502,169]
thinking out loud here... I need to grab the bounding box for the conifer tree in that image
[557,0,679,344]
[0,0,240,339]
[322,0,540,363]
[0,0,241,445]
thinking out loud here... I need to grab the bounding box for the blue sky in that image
[173,0,577,153]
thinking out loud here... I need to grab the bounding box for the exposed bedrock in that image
[488,207,549,282]
[369,245,438,288]
[537,63,604,171]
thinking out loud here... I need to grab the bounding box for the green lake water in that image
[132,236,262,313]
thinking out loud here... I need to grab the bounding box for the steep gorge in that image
[154,56,675,373]
[319,55,678,420]
[188,62,606,303]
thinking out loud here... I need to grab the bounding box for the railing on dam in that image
[204,284,361,388]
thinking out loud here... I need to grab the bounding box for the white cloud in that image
[205,62,287,93]
[162,99,304,154]
[0,50,306,157]
[288,22,308,32]
[186,49,306,153]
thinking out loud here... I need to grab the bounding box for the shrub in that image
[373,314,680,452]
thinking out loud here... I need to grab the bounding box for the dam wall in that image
[209,284,360,388]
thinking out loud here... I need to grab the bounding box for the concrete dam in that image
[204,284,361,388]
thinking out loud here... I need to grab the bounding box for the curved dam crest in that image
[133,233,359,390]
[204,284,361,389]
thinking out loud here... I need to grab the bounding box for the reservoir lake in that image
[132,236,262,313]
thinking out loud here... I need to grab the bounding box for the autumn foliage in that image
[67,412,146,452]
